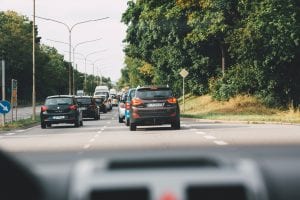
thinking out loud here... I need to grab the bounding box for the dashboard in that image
[1,145,300,200]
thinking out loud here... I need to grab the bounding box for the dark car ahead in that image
[93,96,107,113]
[129,86,180,131]
[40,95,83,128]
[76,96,100,120]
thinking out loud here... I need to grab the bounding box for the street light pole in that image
[83,49,107,92]
[36,16,109,95]
[32,0,36,120]
[46,38,102,94]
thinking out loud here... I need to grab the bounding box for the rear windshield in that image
[94,98,104,105]
[95,92,108,96]
[136,88,172,99]
[76,98,92,105]
[45,97,73,106]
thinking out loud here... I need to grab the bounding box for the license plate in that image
[52,116,65,119]
[81,107,87,110]
[147,103,164,107]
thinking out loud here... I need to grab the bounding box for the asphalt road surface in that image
[1,107,300,153]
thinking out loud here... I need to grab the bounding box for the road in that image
[1,107,300,153]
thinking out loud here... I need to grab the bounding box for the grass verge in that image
[0,118,40,131]
[180,95,300,124]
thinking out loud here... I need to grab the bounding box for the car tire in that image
[74,118,80,128]
[41,122,46,129]
[125,118,130,126]
[171,120,180,130]
[130,123,136,131]
[103,108,107,113]
[119,116,123,123]
[80,120,83,126]
[47,123,52,128]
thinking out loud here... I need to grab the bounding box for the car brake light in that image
[167,97,177,104]
[41,105,48,112]
[131,98,143,106]
[125,102,131,110]
[69,105,77,110]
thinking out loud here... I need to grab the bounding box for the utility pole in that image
[1,59,5,126]
[32,0,36,120]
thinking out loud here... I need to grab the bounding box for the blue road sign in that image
[0,100,11,114]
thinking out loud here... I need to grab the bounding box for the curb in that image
[181,117,300,126]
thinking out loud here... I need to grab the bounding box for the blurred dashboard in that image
[1,145,300,200]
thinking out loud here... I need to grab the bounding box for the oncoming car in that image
[129,86,180,131]
[40,95,83,128]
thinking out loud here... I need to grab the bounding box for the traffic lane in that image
[181,118,300,146]
[0,109,117,152]
[0,110,212,152]
[1,108,300,152]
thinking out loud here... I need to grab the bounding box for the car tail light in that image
[131,98,143,106]
[132,112,140,119]
[41,105,48,112]
[125,102,131,110]
[69,105,77,110]
[167,97,177,104]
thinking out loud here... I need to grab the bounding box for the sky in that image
[1,0,129,82]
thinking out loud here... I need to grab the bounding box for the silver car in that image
[118,93,127,123]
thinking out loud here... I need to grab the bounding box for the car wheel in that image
[74,118,80,127]
[47,123,52,128]
[119,116,123,123]
[125,118,130,126]
[171,120,180,130]
[130,123,136,131]
[41,122,46,129]
[103,108,107,113]
[80,120,83,126]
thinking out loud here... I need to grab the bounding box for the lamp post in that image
[83,50,107,92]
[32,0,36,120]
[36,16,109,95]
[46,38,102,94]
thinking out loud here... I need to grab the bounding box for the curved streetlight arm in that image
[36,16,70,30]
[74,38,102,50]
[71,17,109,31]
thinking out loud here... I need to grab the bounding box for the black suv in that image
[40,95,83,128]
[129,86,180,131]
[76,96,100,120]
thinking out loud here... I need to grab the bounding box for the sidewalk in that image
[0,106,41,123]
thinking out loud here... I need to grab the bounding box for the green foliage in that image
[0,11,110,102]
[120,0,300,107]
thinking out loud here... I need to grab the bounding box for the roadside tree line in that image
[119,0,300,107]
[0,11,111,103]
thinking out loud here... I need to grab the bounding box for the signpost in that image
[179,69,189,113]
[0,100,11,126]
[11,79,18,121]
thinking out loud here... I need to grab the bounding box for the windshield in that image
[1,1,300,158]
[136,89,172,100]
[45,98,72,106]
[76,98,92,105]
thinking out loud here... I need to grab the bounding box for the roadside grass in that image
[0,118,40,131]
[180,95,300,124]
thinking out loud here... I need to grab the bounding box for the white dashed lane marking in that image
[214,140,228,146]
[83,144,91,149]
[203,135,216,140]
[89,138,95,143]
[190,129,229,146]
[5,133,15,136]
[196,131,206,135]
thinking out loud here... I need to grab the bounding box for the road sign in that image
[0,100,11,114]
[180,69,189,78]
